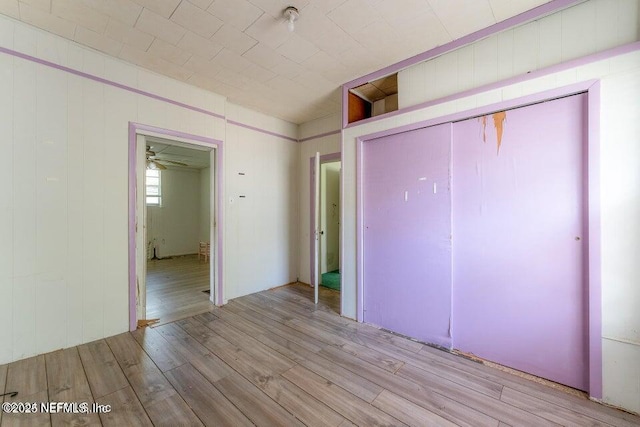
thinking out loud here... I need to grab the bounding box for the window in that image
[146,169,161,206]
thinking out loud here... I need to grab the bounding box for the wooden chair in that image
[198,242,210,262]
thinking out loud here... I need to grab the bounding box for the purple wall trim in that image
[0,46,225,120]
[343,37,640,129]
[0,45,302,144]
[355,79,602,397]
[128,122,224,331]
[341,0,582,127]
[227,119,298,142]
[309,152,342,289]
[299,130,341,143]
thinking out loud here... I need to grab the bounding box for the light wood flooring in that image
[146,255,214,326]
[1,284,639,426]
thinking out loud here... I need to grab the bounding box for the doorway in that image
[310,153,341,310]
[129,123,223,331]
[143,137,213,325]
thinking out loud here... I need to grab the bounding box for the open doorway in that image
[319,161,341,291]
[130,123,223,331]
[143,137,213,325]
[310,152,341,313]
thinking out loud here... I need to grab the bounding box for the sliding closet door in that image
[452,94,588,390]
[363,123,451,346]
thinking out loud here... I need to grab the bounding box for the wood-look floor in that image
[1,284,639,427]
[146,255,214,326]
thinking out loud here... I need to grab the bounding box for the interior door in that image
[451,94,588,390]
[209,148,216,303]
[363,124,452,346]
[313,152,320,304]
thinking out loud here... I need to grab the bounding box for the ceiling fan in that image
[146,146,188,170]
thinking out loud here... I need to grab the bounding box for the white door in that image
[313,152,320,304]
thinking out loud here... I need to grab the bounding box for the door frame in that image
[128,122,224,331]
[309,152,341,290]
[355,80,602,398]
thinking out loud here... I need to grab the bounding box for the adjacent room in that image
[142,138,214,326]
[0,0,639,425]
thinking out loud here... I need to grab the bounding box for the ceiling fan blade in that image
[161,160,189,166]
[146,160,167,170]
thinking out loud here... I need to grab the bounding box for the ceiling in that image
[352,74,397,103]
[146,136,211,169]
[1,0,552,124]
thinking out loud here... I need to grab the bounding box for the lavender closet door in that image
[452,94,588,390]
[363,124,451,346]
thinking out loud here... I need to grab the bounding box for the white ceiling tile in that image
[242,42,283,69]
[183,54,219,75]
[326,0,381,33]
[320,64,354,86]
[265,75,308,100]
[428,0,496,39]
[240,62,276,83]
[207,0,264,31]
[187,0,213,10]
[188,73,235,96]
[0,0,19,18]
[105,18,154,51]
[151,60,192,82]
[131,0,180,18]
[52,0,109,33]
[210,48,254,74]
[294,7,360,55]
[373,0,432,27]
[351,19,399,52]
[79,0,142,27]
[135,8,185,45]
[276,33,318,63]
[19,0,50,12]
[304,0,347,14]
[244,12,291,49]
[74,26,122,56]
[270,56,304,79]
[293,70,336,94]
[170,1,223,38]
[246,0,309,19]
[119,43,192,81]
[147,37,192,66]
[488,0,548,22]
[210,24,257,55]
[301,50,345,80]
[178,30,223,60]
[18,2,76,39]
[393,9,451,47]
[215,66,252,88]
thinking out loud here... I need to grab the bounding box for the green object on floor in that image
[321,269,340,290]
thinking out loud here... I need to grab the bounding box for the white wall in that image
[341,0,640,413]
[224,103,299,301]
[320,162,340,274]
[0,14,299,364]
[298,113,341,284]
[147,168,201,258]
[199,167,211,242]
